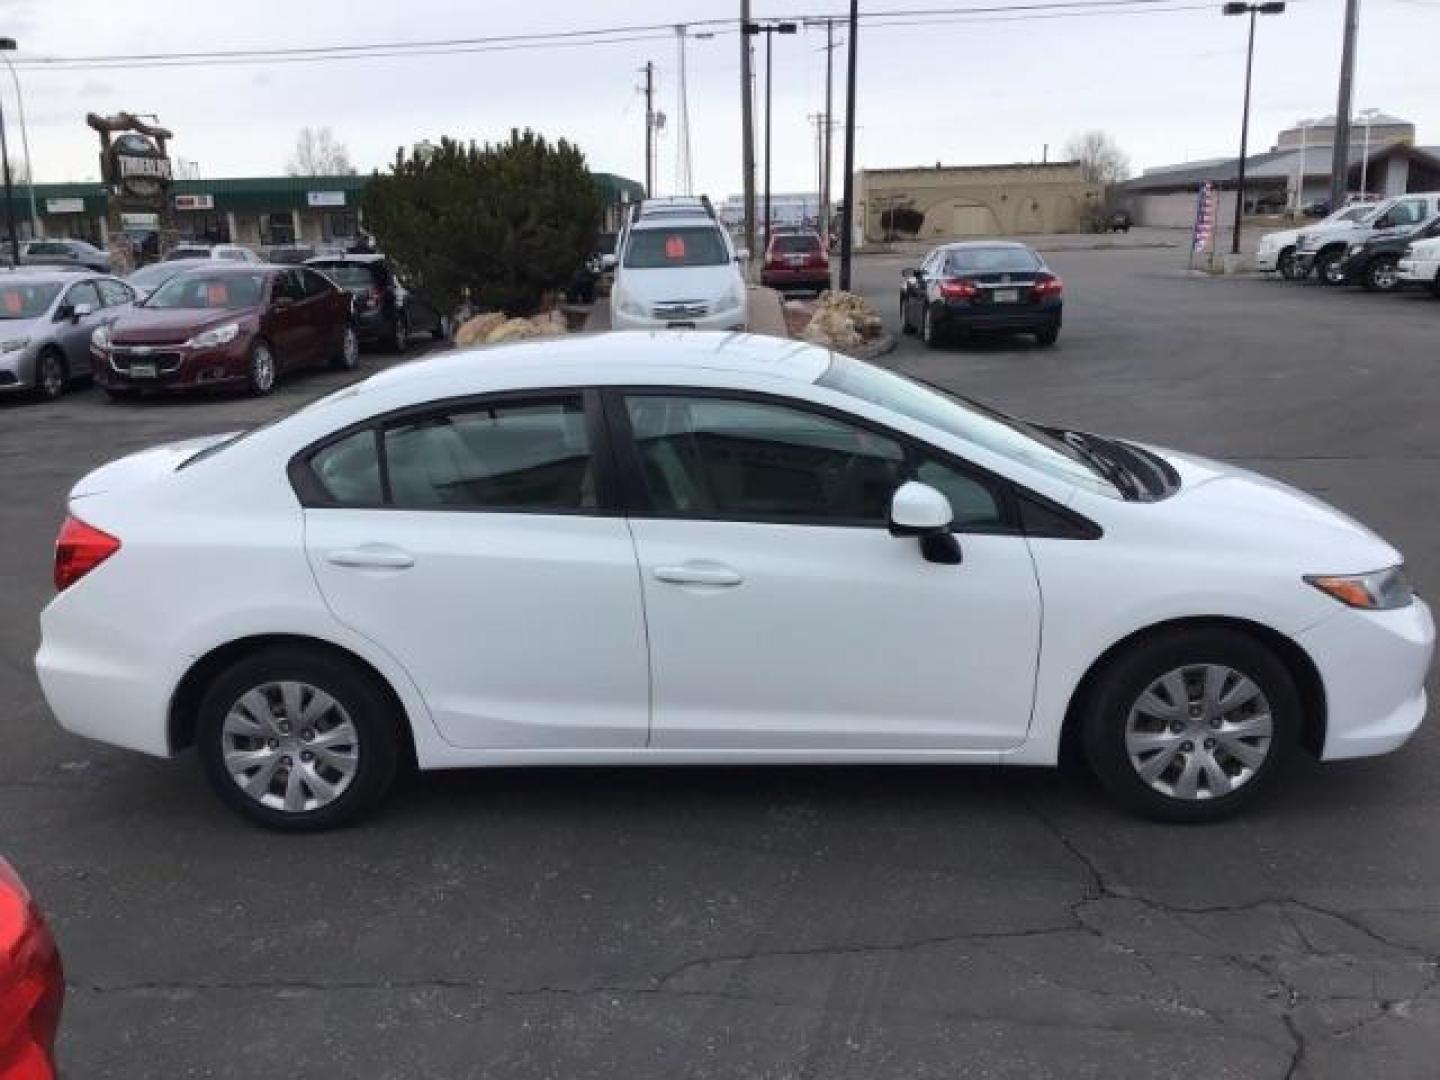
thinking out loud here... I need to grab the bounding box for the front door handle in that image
[653,563,743,587]
[326,546,415,570]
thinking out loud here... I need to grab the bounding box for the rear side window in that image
[299,395,598,513]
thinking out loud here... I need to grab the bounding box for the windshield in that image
[624,226,729,268]
[944,247,1041,274]
[817,355,1118,495]
[0,282,62,319]
[145,272,266,309]
[1330,205,1378,226]
[311,264,376,289]
[127,262,193,289]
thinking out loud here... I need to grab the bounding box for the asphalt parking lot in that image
[3,254,1439,1079]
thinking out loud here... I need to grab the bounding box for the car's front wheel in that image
[1316,250,1347,286]
[34,349,67,401]
[1081,628,1300,822]
[1276,248,1298,280]
[247,341,277,396]
[197,647,402,831]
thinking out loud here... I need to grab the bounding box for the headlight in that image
[1306,567,1413,610]
[0,336,29,354]
[616,293,647,318]
[185,322,241,349]
[90,325,109,349]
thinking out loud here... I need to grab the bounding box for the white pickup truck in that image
[1254,203,1377,278]
[1293,192,1440,284]
[1397,235,1440,296]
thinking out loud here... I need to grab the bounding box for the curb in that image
[840,333,897,362]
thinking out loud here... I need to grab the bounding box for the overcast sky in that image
[4,0,1437,196]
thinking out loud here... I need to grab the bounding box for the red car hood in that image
[111,306,255,345]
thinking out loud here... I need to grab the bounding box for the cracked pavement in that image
[3,249,1438,1077]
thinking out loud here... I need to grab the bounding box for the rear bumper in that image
[760,268,831,290]
[353,308,397,340]
[1300,598,1435,761]
[934,300,1062,333]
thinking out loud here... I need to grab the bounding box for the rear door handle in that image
[326,546,415,570]
[653,563,743,587]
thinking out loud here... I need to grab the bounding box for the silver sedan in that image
[0,271,137,401]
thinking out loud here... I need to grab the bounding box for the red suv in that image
[760,231,831,295]
[92,265,359,398]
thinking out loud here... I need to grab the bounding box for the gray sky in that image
[4,0,1437,195]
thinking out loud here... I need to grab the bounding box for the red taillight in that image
[53,515,121,592]
[938,279,979,300]
[806,252,828,269]
[1033,272,1064,298]
[0,860,63,1080]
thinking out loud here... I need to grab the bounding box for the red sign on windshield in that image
[664,235,687,260]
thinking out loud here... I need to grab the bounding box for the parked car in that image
[611,197,748,331]
[900,241,1063,347]
[0,857,63,1077]
[0,271,136,400]
[1397,234,1440,297]
[1336,214,1440,293]
[306,254,447,352]
[1293,193,1440,284]
[1255,203,1379,278]
[35,333,1432,830]
[16,238,111,273]
[760,231,831,295]
[164,243,261,264]
[91,265,358,398]
[124,258,212,302]
[1107,209,1133,233]
[262,244,318,265]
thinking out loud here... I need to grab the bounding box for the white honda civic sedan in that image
[36,333,1433,830]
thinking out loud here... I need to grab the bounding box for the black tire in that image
[389,313,408,354]
[35,349,67,401]
[1362,256,1399,293]
[432,315,451,342]
[332,324,360,371]
[247,340,278,396]
[899,296,914,335]
[1432,273,1440,300]
[197,646,402,831]
[1276,248,1298,280]
[1035,324,1060,347]
[1316,250,1347,286]
[1081,628,1300,823]
[921,304,944,349]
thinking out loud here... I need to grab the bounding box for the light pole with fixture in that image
[1222,1,1286,255]
[1357,107,1380,197]
[1291,117,1317,216]
[741,19,797,255]
[0,37,18,264]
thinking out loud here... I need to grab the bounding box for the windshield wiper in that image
[1061,431,1145,500]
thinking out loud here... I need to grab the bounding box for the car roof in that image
[306,254,385,264]
[0,268,102,284]
[629,214,720,231]
[362,332,832,394]
[937,241,1032,252]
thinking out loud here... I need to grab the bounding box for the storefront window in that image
[263,213,295,246]
[322,211,358,241]
[179,211,230,243]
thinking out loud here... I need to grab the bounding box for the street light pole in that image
[741,20,796,257]
[1292,118,1314,216]
[1223,2,1285,256]
[839,0,858,291]
[0,38,17,265]
[1357,107,1379,196]
[0,52,36,238]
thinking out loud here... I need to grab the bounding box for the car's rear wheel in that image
[1316,250,1347,286]
[197,647,402,831]
[1277,248,1298,279]
[921,305,943,349]
[1432,272,1440,299]
[389,313,408,354]
[333,324,360,371]
[432,314,451,342]
[1081,628,1300,822]
[247,341,277,396]
[899,296,914,334]
[35,349,67,401]
[1363,256,1400,293]
[1035,323,1060,347]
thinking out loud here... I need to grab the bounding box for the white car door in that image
[299,391,651,750]
[612,390,1043,751]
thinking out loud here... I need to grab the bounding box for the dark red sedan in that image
[759,231,831,295]
[0,858,63,1079]
[92,265,359,398]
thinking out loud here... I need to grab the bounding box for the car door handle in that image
[653,563,743,587]
[326,546,415,570]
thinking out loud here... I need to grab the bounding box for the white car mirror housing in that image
[889,482,962,565]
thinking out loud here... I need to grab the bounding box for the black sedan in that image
[306,254,448,352]
[899,242,1063,348]
[1337,215,1440,292]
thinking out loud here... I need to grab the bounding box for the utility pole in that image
[674,26,694,196]
[808,113,825,226]
[839,0,858,291]
[1222,2,1285,256]
[822,19,837,247]
[642,61,655,196]
[1329,0,1361,209]
[742,20,797,257]
[740,0,756,263]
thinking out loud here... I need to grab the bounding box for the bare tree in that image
[1065,130,1131,186]
[286,127,356,176]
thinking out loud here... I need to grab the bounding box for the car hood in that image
[1259,226,1305,248]
[1148,446,1400,573]
[614,265,741,306]
[0,316,48,343]
[111,307,253,345]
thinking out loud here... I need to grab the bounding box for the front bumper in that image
[1255,248,1281,272]
[1299,597,1435,761]
[93,338,253,391]
[0,346,39,392]
[612,304,747,332]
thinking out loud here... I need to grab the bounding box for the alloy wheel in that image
[221,680,360,814]
[1370,260,1398,291]
[1124,664,1273,801]
[342,326,360,368]
[38,353,64,399]
[250,345,276,393]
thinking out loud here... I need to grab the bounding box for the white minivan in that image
[611,198,749,332]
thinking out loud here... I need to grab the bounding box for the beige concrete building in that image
[854,162,1102,242]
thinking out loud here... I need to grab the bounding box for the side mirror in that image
[902,267,917,279]
[70,303,94,320]
[889,481,962,565]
